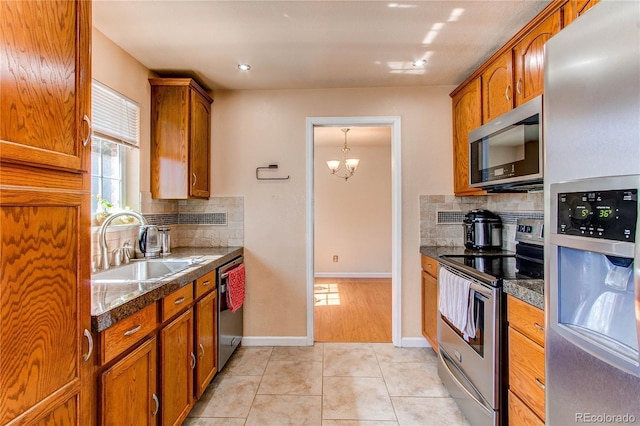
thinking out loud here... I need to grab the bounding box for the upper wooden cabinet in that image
[563,0,600,27]
[451,78,486,196]
[513,11,561,106]
[150,78,213,200]
[0,0,91,174]
[0,1,93,424]
[482,50,514,123]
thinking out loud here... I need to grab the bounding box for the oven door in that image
[437,266,502,422]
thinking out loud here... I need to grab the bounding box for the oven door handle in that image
[439,349,494,415]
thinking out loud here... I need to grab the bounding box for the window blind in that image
[91,80,140,147]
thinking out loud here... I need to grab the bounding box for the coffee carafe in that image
[137,225,161,258]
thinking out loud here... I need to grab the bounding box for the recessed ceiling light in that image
[238,64,251,71]
[412,59,427,67]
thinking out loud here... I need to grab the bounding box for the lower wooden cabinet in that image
[195,290,218,398]
[507,295,545,424]
[160,308,195,426]
[421,255,439,351]
[100,337,158,425]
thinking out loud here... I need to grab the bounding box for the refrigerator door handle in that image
[635,205,640,352]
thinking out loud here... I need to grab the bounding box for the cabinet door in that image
[189,90,211,198]
[421,271,438,352]
[160,309,194,426]
[0,0,91,173]
[563,0,600,27]
[0,189,92,425]
[195,290,218,398]
[100,337,158,426]
[514,11,561,106]
[481,51,514,123]
[451,78,485,196]
[508,327,545,421]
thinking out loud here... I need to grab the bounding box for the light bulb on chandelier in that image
[326,128,360,181]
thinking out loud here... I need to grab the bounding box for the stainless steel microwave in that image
[469,95,543,191]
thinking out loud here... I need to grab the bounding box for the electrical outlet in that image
[333,255,338,262]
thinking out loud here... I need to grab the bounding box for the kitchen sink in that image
[92,259,199,283]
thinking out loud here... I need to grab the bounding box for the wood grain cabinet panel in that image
[509,327,545,421]
[514,11,561,106]
[0,0,91,174]
[195,290,218,398]
[100,337,158,426]
[100,303,158,365]
[150,78,213,200]
[508,390,544,426]
[507,295,545,347]
[563,0,600,27]
[421,266,438,352]
[160,309,195,426]
[482,50,514,123]
[451,78,486,196]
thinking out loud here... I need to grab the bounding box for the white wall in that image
[211,86,455,340]
[314,143,391,276]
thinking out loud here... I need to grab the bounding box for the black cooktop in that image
[439,254,517,283]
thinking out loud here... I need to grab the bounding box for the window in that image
[91,80,140,215]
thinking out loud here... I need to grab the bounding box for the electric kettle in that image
[137,225,161,258]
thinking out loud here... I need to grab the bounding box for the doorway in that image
[305,116,402,346]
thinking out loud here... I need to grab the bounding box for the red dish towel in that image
[226,264,245,313]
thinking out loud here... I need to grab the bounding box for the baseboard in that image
[400,336,430,348]
[314,272,392,278]
[241,336,311,347]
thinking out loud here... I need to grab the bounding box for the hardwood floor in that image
[314,277,392,343]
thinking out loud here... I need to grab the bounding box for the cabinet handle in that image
[81,114,92,146]
[152,393,159,416]
[82,329,93,362]
[199,343,205,359]
[202,280,211,287]
[192,173,197,186]
[174,296,185,305]
[534,322,544,332]
[535,377,546,390]
[516,78,523,95]
[190,352,197,369]
[123,324,142,336]
[505,84,511,102]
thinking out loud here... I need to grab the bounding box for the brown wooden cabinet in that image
[481,50,514,123]
[514,11,561,106]
[507,295,545,424]
[100,337,158,425]
[563,0,600,27]
[0,1,93,424]
[451,78,486,196]
[160,307,195,426]
[150,78,213,200]
[421,255,439,351]
[195,289,218,398]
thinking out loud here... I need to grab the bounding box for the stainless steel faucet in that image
[98,211,147,271]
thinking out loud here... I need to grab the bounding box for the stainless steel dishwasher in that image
[217,255,244,371]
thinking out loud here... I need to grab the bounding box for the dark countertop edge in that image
[419,245,545,310]
[91,247,243,332]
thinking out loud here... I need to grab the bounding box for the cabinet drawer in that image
[101,303,157,365]
[195,270,216,299]
[162,283,194,322]
[421,255,438,278]
[508,390,544,426]
[509,327,545,421]
[507,295,545,347]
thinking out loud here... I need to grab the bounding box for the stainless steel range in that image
[437,219,543,426]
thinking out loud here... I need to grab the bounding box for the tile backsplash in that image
[91,193,244,267]
[420,193,543,251]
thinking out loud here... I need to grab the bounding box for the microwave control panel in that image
[557,189,637,242]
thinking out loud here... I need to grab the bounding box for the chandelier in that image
[326,128,360,181]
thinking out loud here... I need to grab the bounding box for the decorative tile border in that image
[144,212,228,226]
[436,210,543,225]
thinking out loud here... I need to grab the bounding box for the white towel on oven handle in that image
[438,267,477,342]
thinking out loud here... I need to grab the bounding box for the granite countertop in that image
[420,245,545,310]
[91,246,243,332]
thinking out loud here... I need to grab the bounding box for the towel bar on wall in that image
[256,164,290,180]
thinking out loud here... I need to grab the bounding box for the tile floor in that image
[184,343,469,425]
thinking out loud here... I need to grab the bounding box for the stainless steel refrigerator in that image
[544,1,640,424]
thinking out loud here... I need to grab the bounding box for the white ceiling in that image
[93,0,549,92]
